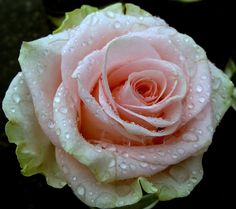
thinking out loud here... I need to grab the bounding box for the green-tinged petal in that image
[144,155,203,201]
[125,3,151,16]
[54,5,98,34]
[2,73,66,188]
[56,149,144,208]
[209,62,234,126]
[100,3,124,14]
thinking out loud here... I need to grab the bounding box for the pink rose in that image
[2,3,234,209]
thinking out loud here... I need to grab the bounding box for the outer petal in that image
[18,31,69,147]
[2,73,66,188]
[145,155,204,201]
[209,62,234,126]
[56,149,144,208]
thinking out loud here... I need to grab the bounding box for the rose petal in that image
[56,148,144,208]
[2,73,66,188]
[18,31,69,146]
[61,12,167,101]
[101,36,160,112]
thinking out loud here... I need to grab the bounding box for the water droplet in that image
[201,75,207,80]
[72,176,77,181]
[54,96,60,103]
[123,152,129,158]
[169,165,189,183]
[65,132,70,139]
[117,200,125,207]
[157,151,165,156]
[59,107,68,114]
[172,153,178,159]
[90,15,98,25]
[198,96,205,103]
[168,40,172,44]
[12,93,21,104]
[10,107,16,113]
[62,165,69,174]
[108,159,116,168]
[106,11,115,18]
[56,128,61,136]
[140,162,148,168]
[139,154,145,159]
[13,85,18,91]
[48,120,55,129]
[48,34,53,39]
[139,16,144,21]
[77,185,86,196]
[179,55,185,61]
[177,148,185,155]
[44,49,49,56]
[196,85,203,93]
[120,162,127,169]
[81,41,87,47]
[184,37,190,43]
[212,78,221,90]
[114,21,121,29]
[183,132,198,142]
[19,79,24,84]
[196,129,203,135]
[95,193,116,208]
[85,97,93,103]
[188,103,194,109]
[191,176,198,183]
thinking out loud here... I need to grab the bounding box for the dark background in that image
[0,0,235,208]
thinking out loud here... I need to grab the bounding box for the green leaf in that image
[2,73,66,188]
[53,5,98,34]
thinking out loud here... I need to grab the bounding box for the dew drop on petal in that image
[59,107,68,114]
[56,128,61,136]
[48,120,55,129]
[54,96,61,103]
[65,132,70,139]
[108,159,116,168]
[120,162,127,170]
[10,107,16,113]
[196,85,203,93]
[12,93,21,104]
[140,162,148,168]
[182,132,198,142]
[106,11,115,18]
[188,103,194,109]
[77,184,86,197]
[113,21,121,29]
[177,148,185,155]
[198,97,205,103]
[201,75,207,80]
[72,176,77,181]
[169,166,189,183]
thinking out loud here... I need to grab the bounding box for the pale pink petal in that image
[61,12,167,101]
[101,36,160,112]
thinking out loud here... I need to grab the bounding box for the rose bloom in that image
[2,3,234,209]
